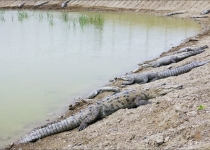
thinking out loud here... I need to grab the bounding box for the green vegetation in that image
[17,11,28,22]
[0,8,5,14]
[0,15,5,21]
[39,14,43,21]
[46,12,54,26]
[61,13,69,22]
[79,14,104,28]
[198,105,206,110]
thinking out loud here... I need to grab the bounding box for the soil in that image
[1,0,210,149]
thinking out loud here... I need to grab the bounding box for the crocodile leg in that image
[78,106,100,131]
[134,97,150,107]
[122,78,135,85]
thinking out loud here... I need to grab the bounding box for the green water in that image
[0,10,201,147]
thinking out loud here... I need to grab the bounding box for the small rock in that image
[166,65,172,69]
[1,137,10,141]
[109,79,114,82]
[156,135,164,145]
[46,113,55,116]
[121,85,126,88]
[5,143,14,150]
[164,136,170,142]
[46,119,50,121]
[187,111,197,117]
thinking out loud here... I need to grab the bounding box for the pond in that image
[0,10,201,147]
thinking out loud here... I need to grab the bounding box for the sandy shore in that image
[1,0,210,149]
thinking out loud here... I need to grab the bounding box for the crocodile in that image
[136,45,208,70]
[121,60,210,85]
[34,1,49,8]
[166,12,184,16]
[18,83,182,143]
[17,2,26,8]
[201,9,210,15]
[61,0,71,8]
[174,45,208,54]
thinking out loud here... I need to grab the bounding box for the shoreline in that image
[1,1,210,149]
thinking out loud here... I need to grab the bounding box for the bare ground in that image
[1,0,210,149]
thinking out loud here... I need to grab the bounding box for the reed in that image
[79,14,104,28]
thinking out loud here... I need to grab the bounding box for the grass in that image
[61,13,69,22]
[39,14,43,21]
[17,11,28,22]
[198,105,206,110]
[79,14,104,28]
[0,15,5,21]
[0,8,5,14]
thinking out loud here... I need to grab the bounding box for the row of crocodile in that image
[18,44,209,144]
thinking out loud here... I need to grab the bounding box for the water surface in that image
[0,10,201,147]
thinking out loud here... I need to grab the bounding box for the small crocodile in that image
[201,9,210,15]
[121,60,210,85]
[18,83,182,143]
[137,46,208,69]
[166,12,184,16]
[174,45,208,54]
[17,2,26,8]
[34,1,49,8]
[61,0,71,8]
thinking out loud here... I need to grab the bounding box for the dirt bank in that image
[2,0,210,149]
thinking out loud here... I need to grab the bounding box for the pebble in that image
[187,111,197,117]
[156,135,164,145]
[5,143,14,150]
[46,113,55,116]
[164,136,170,142]
[166,65,172,69]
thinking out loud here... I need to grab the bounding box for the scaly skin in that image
[18,83,182,143]
[151,49,205,67]
[156,60,210,79]
[121,60,210,85]
[174,45,208,54]
[134,46,208,73]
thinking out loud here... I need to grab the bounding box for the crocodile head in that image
[119,74,136,81]
[154,83,183,95]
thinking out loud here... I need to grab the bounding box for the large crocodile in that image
[136,45,208,70]
[18,83,182,143]
[121,60,210,85]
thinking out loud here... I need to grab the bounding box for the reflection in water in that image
[0,10,105,29]
[0,10,201,148]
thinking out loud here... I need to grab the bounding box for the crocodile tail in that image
[157,62,197,79]
[18,114,81,143]
[197,60,210,66]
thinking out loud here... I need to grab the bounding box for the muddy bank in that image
[1,0,210,149]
